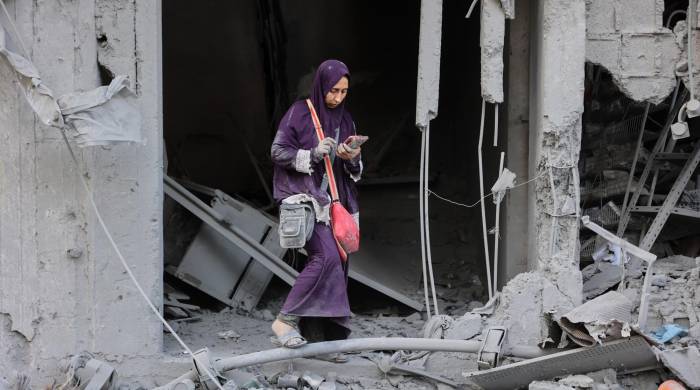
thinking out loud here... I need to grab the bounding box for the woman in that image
[270,59,362,351]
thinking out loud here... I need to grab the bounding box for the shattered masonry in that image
[586,0,681,104]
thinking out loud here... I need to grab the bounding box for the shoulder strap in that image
[306,99,340,202]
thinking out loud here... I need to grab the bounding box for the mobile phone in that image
[344,135,368,149]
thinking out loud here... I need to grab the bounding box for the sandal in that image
[270,329,307,349]
[312,353,349,363]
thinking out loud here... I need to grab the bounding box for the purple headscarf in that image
[310,59,350,136]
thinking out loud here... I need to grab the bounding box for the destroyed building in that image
[0,0,699,389]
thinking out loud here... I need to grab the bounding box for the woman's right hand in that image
[312,137,336,161]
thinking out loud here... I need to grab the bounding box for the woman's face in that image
[325,76,349,109]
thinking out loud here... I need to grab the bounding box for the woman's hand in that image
[336,143,361,161]
[312,137,337,161]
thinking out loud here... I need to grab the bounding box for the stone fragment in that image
[445,313,482,340]
[559,374,595,388]
[529,381,575,390]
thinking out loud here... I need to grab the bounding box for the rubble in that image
[658,346,700,389]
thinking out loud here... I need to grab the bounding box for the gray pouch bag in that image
[278,203,315,249]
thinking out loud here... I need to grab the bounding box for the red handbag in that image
[306,99,360,261]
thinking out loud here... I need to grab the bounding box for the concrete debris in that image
[484,272,574,346]
[529,381,576,390]
[582,262,623,300]
[529,372,624,390]
[59,353,118,390]
[623,257,700,344]
[217,330,241,341]
[415,0,443,130]
[402,312,422,324]
[480,0,505,103]
[559,291,633,347]
[0,373,31,390]
[658,346,700,389]
[585,0,681,104]
[558,375,595,388]
[444,313,483,340]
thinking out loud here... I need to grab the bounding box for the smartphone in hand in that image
[344,135,369,149]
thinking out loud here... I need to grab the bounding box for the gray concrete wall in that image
[0,0,163,385]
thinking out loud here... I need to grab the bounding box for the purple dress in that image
[270,60,361,337]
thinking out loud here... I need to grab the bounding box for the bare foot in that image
[271,319,294,337]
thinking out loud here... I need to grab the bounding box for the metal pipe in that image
[217,338,482,371]
[424,125,439,315]
[419,128,432,318]
[161,338,553,388]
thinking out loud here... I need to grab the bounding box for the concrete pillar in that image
[501,2,530,286]
[0,0,164,385]
[527,0,585,306]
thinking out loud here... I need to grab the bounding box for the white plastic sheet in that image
[58,75,143,146]
[490,167,516,204]
[0,23,62,126]
[0,21,141,147]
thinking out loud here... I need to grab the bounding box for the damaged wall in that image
[528,0,585,307]
[586,0,681,103]
[0,0,163,384]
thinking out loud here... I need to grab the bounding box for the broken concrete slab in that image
[585,0,681,104]
[480,0,505,103]
[529,381,575,390]
[445,313,482,340]
[415,0,442,130]
[658,346,700,389]
[484,272,574,346]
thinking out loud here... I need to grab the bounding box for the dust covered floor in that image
[162,278,487,389]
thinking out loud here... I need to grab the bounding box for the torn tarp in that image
[558,291,633,347]
[0,19,141,146]
[0,23,62,126]
[58,75,143,147]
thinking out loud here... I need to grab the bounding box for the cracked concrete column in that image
[528,0,585,306]
[0,1,166,385]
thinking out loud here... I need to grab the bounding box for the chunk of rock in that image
[445,313,482,340]
[403,312,422,323]
[529,381,575,390]
[559,374,594,388]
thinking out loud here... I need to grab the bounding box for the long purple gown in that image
[270,60,361,338]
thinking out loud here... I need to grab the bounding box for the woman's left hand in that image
[336,143,361,160]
